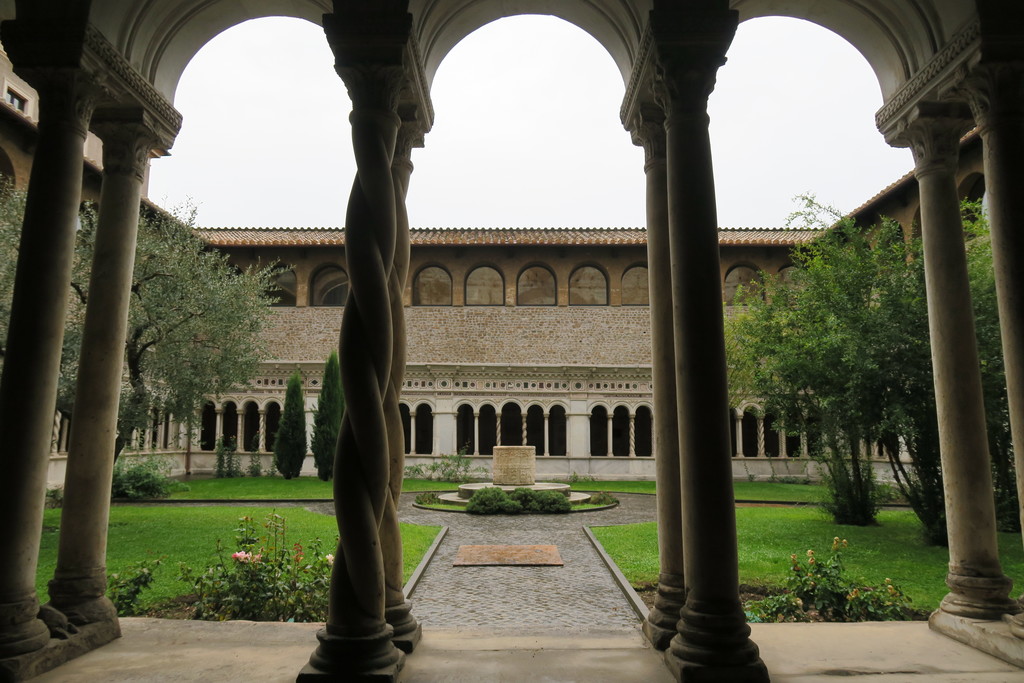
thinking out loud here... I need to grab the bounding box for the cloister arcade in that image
[1,1,1023,682]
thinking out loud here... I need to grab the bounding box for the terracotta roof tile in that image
[194,226,822,248]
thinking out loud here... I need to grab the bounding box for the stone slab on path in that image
[453,544,564,566]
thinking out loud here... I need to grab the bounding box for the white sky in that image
[147,14,913,229]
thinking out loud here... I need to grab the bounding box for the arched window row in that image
[199,399,282,453]
[450,401,568,456]
[729,407,805,459]
[588,404,653,457]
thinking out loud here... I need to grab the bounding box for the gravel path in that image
[395,492,657,633]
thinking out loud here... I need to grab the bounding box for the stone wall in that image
[262,305,653,366]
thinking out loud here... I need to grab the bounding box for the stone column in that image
[756,416,766,458]
[214,407,224,445]
[900,107,1018,624]
[521,412,528,448]
[235,412,244,450]
[258,409,267,452]
[409,413,417,455]
[734,409,744,458]
[381,116,423,654]
[0,70,100,659]
[48,119,158,627]
[652,9,767,680]
[606,410,614,457]
[543,412,550,456]
[629,413,637,457]
[301,8,409,680]
[963,67,1024,635]
[473,411,480,455]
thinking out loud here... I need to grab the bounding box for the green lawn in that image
[591,507,1024,611]
[36,506,441,610]
[171,476,823,503]
[168,476,455,499]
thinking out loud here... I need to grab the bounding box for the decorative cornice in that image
[876,20,981,143]
[960,62,1024,133]
[620,22,655,129]
[82,24,181,150]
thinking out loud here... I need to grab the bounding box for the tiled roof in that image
[195,226,822,248]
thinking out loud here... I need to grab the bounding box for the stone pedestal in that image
[491,446,536,486]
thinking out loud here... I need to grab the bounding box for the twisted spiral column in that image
[381,117,423,653]
[301,55,405,680]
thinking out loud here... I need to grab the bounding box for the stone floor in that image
[28,492,1024,681]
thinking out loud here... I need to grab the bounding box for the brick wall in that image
[262,305,653,366]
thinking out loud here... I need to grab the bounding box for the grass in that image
[168,476,455,499]
[171,476,824,503]
[36,506,441,610]
[590,507,1024,612]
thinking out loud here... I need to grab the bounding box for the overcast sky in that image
[147,14,913,229]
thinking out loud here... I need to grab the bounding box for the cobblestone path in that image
[397,493,657,633]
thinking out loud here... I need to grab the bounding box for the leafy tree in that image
[311,351,343,481]
[274,372,307,479]
[728,195,1012,539]
[0,188,276,457]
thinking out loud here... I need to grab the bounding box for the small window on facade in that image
[465,266,504,305]
[5,89,26,113]
[271,269,297,306]
[517,266,556,305]
[414,266,452,305]
[621,266,649,305]
[312,266,349,306]
[724,266,760,304]
[569,266,608,305]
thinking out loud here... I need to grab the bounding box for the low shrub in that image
[467,487,571,515]
[587,491,619,506]
[45,486,64,509]
[108,558,162,616]
[178,513,334,622]
[215,437,243,479]
[745,538,913,623]
[414,492,442,506]
[111,456,174,500]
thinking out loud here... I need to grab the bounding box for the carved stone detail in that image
[337,63,406,113]
[901,108,974,177]
[33,71,103,138]
[629,106,666,168]
[876,20,982,135]
[93,121,157,181]
[960,62,1024,131]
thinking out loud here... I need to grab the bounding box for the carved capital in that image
[394,104,426,166]
[337,63,405,112]
[649,9,737,122]
[629,105,666,168]
[961,62,1024,132]
[34,69,104,138]
[897,103,974,178]
[93,118,158,181]
[324,7,413,114]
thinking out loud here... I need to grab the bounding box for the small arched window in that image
[517,266,556,306]
[465,266,504,306]
[414,266,452,305]
[724,266,760,304]
[311,266,349,306]
[271,269,297,307]
[621,266,649,305]
[569,266,608,305]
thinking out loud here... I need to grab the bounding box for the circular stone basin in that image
[437,483,591,507]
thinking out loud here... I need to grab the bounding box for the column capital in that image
[891,102,974,178]
[629,104,666,168]
[324,6,411,113]
[93,117,159,181]
[650,9,737,121]
[961,62,1024,133]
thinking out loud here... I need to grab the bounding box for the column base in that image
[297,623,404,682]
[644,573,686,651]
[664,600,768,682]
[385,601,421,653]
[0,615,120,681]
[0,597,50,659]
[939,571,1020,620]
[930,609,1024,668]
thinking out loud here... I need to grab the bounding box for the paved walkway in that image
[395,492,655,632]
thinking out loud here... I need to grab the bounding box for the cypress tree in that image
[274,371,307,479]
[311,351,344,481]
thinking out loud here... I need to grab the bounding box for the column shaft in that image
[907,113,1017,620]
[0,72,98,658]
[49,122,154,626]
[473,412,480,455]
[634,109,685,650]
[653,9,767,679]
